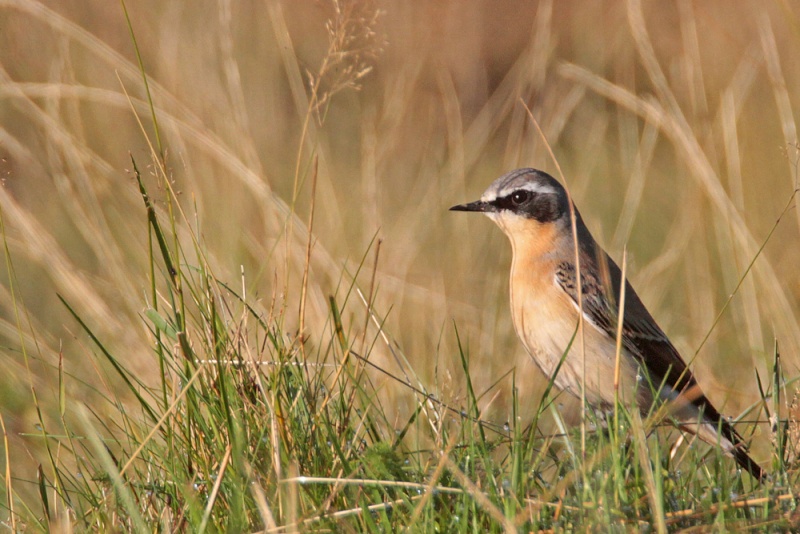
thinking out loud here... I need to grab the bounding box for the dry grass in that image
[1,0,799,528]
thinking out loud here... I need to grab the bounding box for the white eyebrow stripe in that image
[485,182,557,201]
[477,169,563,202]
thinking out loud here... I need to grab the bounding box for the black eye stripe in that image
[490,189,563,223]
[492,190,535,210]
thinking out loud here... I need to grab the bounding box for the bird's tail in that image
[730,441,765,481]
[717,420,765,482]
[678,418,764,481]
[668,387,765,481]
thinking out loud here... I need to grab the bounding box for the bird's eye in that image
[511,190,531,205]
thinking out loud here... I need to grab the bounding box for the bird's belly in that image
[510,282,639,410]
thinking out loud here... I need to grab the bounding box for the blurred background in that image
[1,0,799,496]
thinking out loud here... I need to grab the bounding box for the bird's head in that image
[450,168,572,243]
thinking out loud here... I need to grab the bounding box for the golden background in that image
[1,0,799,501]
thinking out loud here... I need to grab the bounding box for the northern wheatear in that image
[451,168,763,480]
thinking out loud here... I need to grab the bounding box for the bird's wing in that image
[554,252,699,400]
[550,219,762,479]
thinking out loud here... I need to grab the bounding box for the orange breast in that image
[496,215,640,408]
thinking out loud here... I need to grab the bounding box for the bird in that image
[450,167,763,481]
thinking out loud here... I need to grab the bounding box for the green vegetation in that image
[1,0,800,531]
[2,182,797,530]
[3,180,797,530]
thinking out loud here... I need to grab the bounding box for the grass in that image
[2,0,800,530]
[3,179,797,530]
[2,183,797,530]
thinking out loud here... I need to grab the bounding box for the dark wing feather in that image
[554,256,697,397]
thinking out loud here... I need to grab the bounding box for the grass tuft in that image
[3,176,796,530]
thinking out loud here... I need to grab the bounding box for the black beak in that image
[449,200,493,212]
